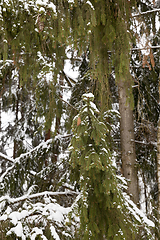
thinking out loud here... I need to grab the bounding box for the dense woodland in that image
[0,0,160,239]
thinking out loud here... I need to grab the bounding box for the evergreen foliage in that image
[0,0,159,239]
[0,137,74,240]
[69,93,150,239]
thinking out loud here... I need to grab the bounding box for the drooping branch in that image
[56,93,78,111]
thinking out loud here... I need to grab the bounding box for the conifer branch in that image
[56,93,78,111]
[0,191,79,204]
[133,139,157,147]
[61,70,73,87]
[132,8,160,17]
[56,133,73,139]
[0,152,14,163]
[114,139,157,147]
[132,45,160,51]
[109,45,160,53]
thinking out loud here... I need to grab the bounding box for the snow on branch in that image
[0,136,72,183]
[0,164,15,182]
[0,190,79,205]
[132,8,160,17]
[134,140,157,147]
[0,152,14,163]
[132,45,160,51]
[0,140,53,183]
[14,139,52,161]
[123,192,155,228]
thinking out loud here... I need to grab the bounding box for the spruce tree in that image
[0,0,158,238]
[69,93,139,240]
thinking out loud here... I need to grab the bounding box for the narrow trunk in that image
[45,128,51,141]
[0,97,1,133]
[13,100,19,159]
[142,171,148,213]
[118,79,139,204]
[13,81,20,159]
[157,79,160,221]
[55,116,60,134]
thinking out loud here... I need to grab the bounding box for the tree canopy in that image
[0,0,160,239]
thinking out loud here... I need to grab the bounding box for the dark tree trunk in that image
[45,128,51,141]
[0,97,1,133]
[13,80,20,159]
[157,79,160,224]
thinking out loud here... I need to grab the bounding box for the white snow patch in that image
[50,226,60,240]
[86,1,95,10]
[90,101,99,113]
[9,210,29,225]
[31,227,48,240]
[7,222,25,240]
[124,193,155,228]
[83,92,94,99]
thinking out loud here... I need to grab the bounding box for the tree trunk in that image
[13,80,20,159]
[118,79,139,204]
[157,79,160,222]
[142,170,148,213]
[0,96,1,133]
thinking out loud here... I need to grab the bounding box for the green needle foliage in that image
[69,93,137,240]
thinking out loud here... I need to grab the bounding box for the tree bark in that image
[0,96,1,133]
[13,80,20,159]
[157,79,160,221]
[118,79,139,204]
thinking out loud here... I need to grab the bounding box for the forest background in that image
[0,0,160,239]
